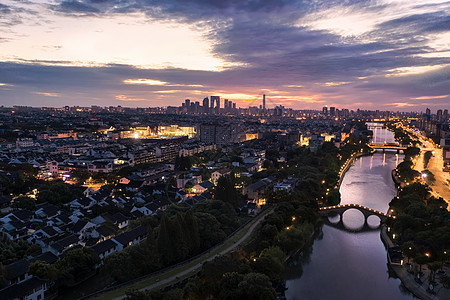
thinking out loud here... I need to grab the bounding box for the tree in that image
[326,190,340,206]
[12,196,35,210]
[200,255,250,296]
[423,151,432,168]
[175,156,191,171]
[428,263,440,284]
[125,289,149,300]
[414,254,428,274]
[0,263,6,288]
[251,246,286,282]
[183,210,200,254]
[401,241,417,264]
[215,175,239,207]
[29,260,58,280]
[55,248,100,285]
[218,272,244,299]
[237,272,277,300]
[194,212,226,250]
[157,214,175,265]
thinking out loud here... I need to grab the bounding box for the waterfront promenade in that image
[381,226,450,300]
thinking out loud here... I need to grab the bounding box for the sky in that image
[0,0,449,111]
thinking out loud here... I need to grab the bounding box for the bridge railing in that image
[319,204,393,218]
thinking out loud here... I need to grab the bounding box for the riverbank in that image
[386,165,449,300]
[380,225,443,300]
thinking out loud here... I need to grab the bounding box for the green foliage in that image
[251,246,286,282]
[403,147,420,161]
[396,161,420,183]
[277,222,314,252]
[55,247,100,285]
[12,196,36,210]
[0,168,36,195]
[175,156,192,171]
[217,272,277,300]
[37,182,83,205]
[391,180,450,262]
[424,151,432,168]
[401,241,417,263]
[157,211,201,265]
[29,260,58,280]
[0,234,31,265]
[0,263,6,288]
[194,212,227,250]
[326,190,340,206]
[214,174,239,207]
[198,255,251,296]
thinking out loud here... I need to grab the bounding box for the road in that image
[96,208,274,300]
[404,126,450,205]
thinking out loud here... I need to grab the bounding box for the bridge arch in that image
[319,204,392,232]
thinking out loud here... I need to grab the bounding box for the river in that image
[285,123,416,300]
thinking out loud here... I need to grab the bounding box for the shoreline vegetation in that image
[382,122,450,300]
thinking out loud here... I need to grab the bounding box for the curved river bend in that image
[285,124,416,300]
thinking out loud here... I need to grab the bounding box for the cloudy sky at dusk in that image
[0,0,449,111]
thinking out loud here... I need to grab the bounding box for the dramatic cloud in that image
[0,0,449,111]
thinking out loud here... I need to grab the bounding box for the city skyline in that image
[0,0,449,111]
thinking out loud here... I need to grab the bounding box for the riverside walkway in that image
[90,208,274,300]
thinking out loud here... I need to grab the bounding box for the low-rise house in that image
[112,225,147,251]
[93,224,116,242]
[91,239,120,260]
[29,251,59,265]
[69,220,97,239]
[3,259,31,286]
[177,173,202,189]
[192,181,214,194]
[211,168,231,183]
[110,213,129,229]
[125,180,145,192]
[87,161,113,173]
[131,205,153,216]
[69,197,95,209]
[0,277,48,300]
[35,203,60,220]
[243,177,274,201]
[47,234,79,256]
[273,177,301,193]
[29,226,59,244]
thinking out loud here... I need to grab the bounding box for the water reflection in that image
[285,124,413,300]
[342,209,365,231]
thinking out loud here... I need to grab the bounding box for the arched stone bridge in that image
[319,204,394,232]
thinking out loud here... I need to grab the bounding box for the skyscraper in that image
[185,99,190,113]
[322,106,328,115]
[263,94,266,110]
[437,109,443,122]
[444,109,449,122]
[425,108,431,121]
[203,97,209,114]
[224,99,229,113]
[330,107,335,116]
[210,96,220,114]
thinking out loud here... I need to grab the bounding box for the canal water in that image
[285,124,416,300]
